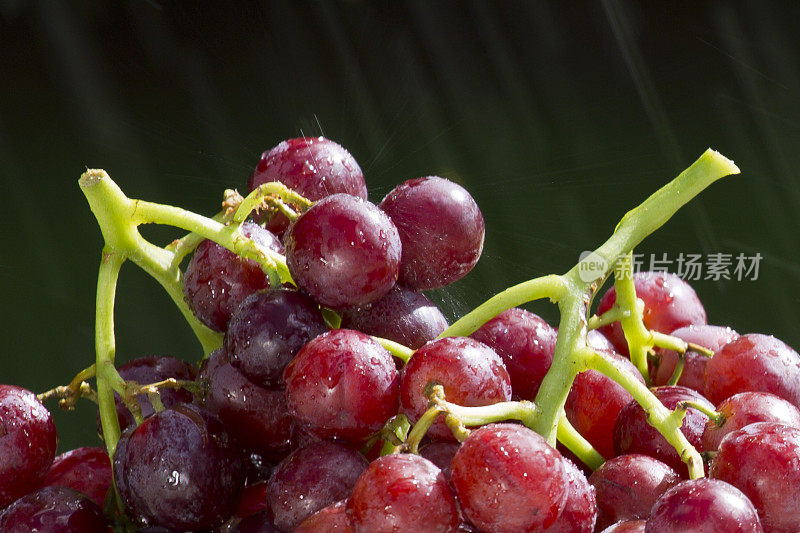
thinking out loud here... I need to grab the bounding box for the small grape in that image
[42,447,111,508]
[285,193,402,309]
[0,486,107,532]
[379,176,484,290]
[702,391,800,451]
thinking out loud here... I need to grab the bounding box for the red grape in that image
[0,486,106,532]
[183,221,283,332]
[702,391,800,451]
[284,329,399,444]
[589,454,681,530]
[285,193,402,309]
[294,500,352,532]
[710,422,800,532]
[249,137,368,236]
[703,333,800,409]
[379,176,484,290]
[400,336,512,441]
[0,384,58,509]
[470,307,557,400]
[645,477,762,532]
[601,521,646,532]
[42,447,111,508]
[340,284,448,350]
[347,453,460,532]
[450,423,568,532]
[542,458,597,533]
[651,324,738,390]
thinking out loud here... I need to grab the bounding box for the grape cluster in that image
[2,139,799,532]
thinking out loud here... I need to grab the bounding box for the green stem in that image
[588,306,626,329]
[233,181,313,223]
[584,348,704,478]
[439,274,568,338]
[676,399,723,424]
[372,336,414,364]
[667,355,686,386]
[94,252,125,458]
[556,415,605,470]
[614,256,652,381]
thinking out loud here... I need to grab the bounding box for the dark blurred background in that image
[2,1,799,450]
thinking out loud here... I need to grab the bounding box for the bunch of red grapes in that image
[2,137,800,532]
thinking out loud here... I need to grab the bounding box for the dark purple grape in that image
[419,441,461,480]
[710,422,800,532]
[284,329,399,444]
[267,441,367,531]
[597,272,707,356]
[294,500,352,532]
[248,137,368,236]
[114,403,245,530]
[0,384,58,509]
[42,447,111,508]
[285,193,402,309]
[703,333,800,409]
[200,349,294,460]
[703,392,800,451]
[347,453,459,532]
[645,477,762,532]
[340,284,448,350]
[469,308,557,401]
[542,458,597,532]
[379,176,484,290]
[651,325,738,390]
[614,385,714,476]
[0,486,107,532]
[224,288,327,387]
[109,355,198,432]
[450,423,568,532]
[565,350,644,459]
[400,337,512,441]
[184,221,284,332]
[589,454,682,530]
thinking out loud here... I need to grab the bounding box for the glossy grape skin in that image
[651,324,739,390]
[234,481,270,518]
[110,355,198,432]
[224,288,327,387]
[400,337,512,441]
[0,486,107,532]
[294,500,352,532]
[601,520,646,532]
[248,137,368,236]
[114,403,245,531]
[542,458,597,533]
[199,349,293,460]
[450,423,568,532]
[347,453,459,533]
[710,422,800,532]
[645,477,762,532]
[183,221,283,332]
[597,271,707,356]
[703,333,800,409]
[285,193,402,309]
[340,284,448,350]
[565,350,644,459]
[469,308,557,400]
[587,329,615,352]
[614,385,714,476]
[0,384,58,509]
[267,441,367,531]
[589,454,682,530]
[42,447,111,508]
[284,329,400,444]
[703,392,800,451]
[380,177,485,291]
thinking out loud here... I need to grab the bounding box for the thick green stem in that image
[95,252,125,458]
[373,336,414,364]
[439,274,568,338]
[557,415,605,470]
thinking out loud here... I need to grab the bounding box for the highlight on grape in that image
[3,138,800,532]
